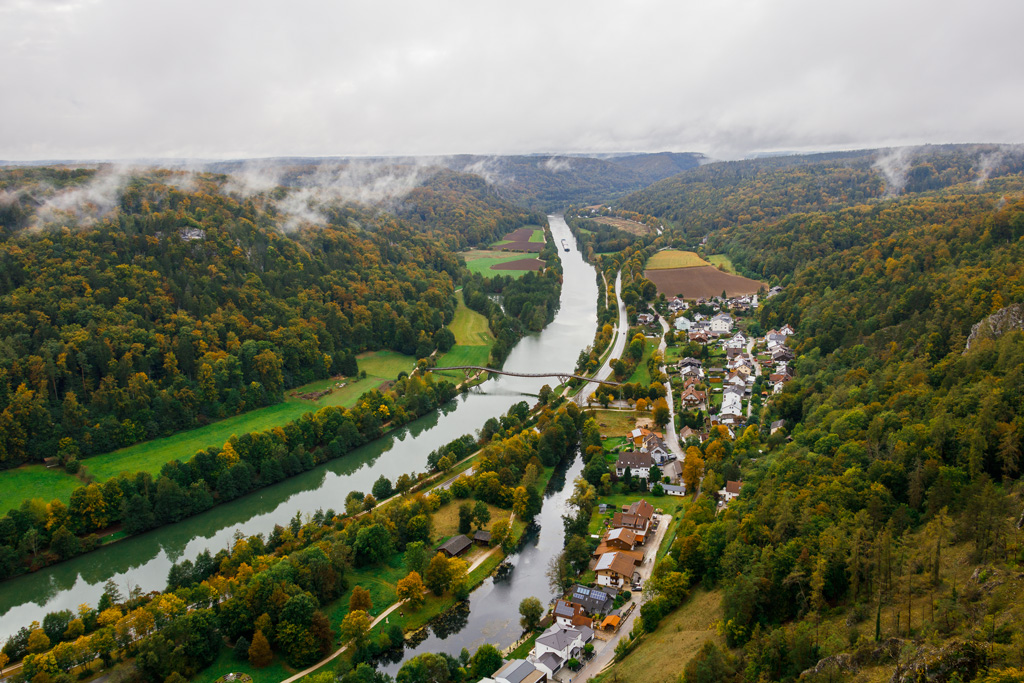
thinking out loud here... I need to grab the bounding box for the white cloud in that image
[0,0,1021,161]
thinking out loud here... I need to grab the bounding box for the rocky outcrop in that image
[889,641,986,683]
[964,303,1024,353]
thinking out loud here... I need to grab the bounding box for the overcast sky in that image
[1,0,1021,161]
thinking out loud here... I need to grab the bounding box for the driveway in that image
[576,513,674,681]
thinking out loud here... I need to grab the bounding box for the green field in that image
[707,253,739,275]
[435,345,491,383]
[646,250,710,270]
[450,290,493,345]
[627,339,660,385]
[0,351,416,506]
[0,465,84,513]
[461,250,542,277]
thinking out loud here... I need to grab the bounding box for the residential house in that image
[615,451,654,479]
[710,313,734,334]
[673,316,692,332]
[595,552,637,588]
[770,419,786,435]
[689,331,710,344]
[667,297,687,312]
[570,584,615,615]
[772,347,795,363]
[662,459,683,484]
[720,392,743,416]
[677,426,701,442]
[480,659,547,683]
[780,324,795,335]
[679,385,707,408]
[767,285,784,297]
[662,483,686,496]
[641,434,671,464]
[531,624,593,678]
[718,480,743,502]
[553,600,593,629]
[637,312,656,326]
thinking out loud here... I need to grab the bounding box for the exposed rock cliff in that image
[963,303,1024,353]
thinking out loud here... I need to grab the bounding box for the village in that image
[475,290,798,682]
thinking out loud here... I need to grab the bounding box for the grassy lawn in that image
[529,227,546,243]
[0,465,84,512]
[431,499,509,541]
[461,250,541,277]
[589,490,687,536]
[434,345,491,383]
[450,291,493,346]
[593,588,725,683]
[627,339,660,385]
[707,254,739,275]
[646,250,710,270]
[588,410,639,439]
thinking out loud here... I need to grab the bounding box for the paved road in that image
[577,271,626,406]
[579,514,674,681]
[657,317,686,460]
[745,337,760,419]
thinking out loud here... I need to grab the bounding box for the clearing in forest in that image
[462,249,544,276]
[490,225,546,252]
[580,215,653,236]
[646,249,710,270]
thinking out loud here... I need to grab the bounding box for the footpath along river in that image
[0,214,600,642]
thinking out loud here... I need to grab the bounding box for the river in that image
[0,214,599,642]
[378,453,584,675]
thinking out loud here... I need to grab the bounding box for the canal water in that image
[379,453,584,675]
[0,214,599,642]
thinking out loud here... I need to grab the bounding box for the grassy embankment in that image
[592,588,725,683]
[707,253,739,275]
[0,351,416,509]
[626,338,661,385]
[434,291,495,384]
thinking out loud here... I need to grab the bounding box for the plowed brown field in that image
[491,257,543,271]
[645,265,763,298]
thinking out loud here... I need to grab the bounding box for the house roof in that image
[615,451,654,470]
[726,480,742,495]
[553,599,581,619]
[627,499,655,519]
[771,419,785,430]
[436,535,472,556]
[571,584,614,612]
[536,624,582,652]
[493,660,538,683]
[474,529,492,543]
[601,614,621,630]
[536,651,563,672]
[595,552,636,578]
[605,527,637,545]
[662,484,686,494]
[612,512,649,531]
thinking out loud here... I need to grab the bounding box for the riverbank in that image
[0,213,599,644]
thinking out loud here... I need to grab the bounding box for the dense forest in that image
[0,167,543,467]
[1,400,586,683]
[605,145,1024,683]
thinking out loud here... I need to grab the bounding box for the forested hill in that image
[0,166,545,467]
[443,153,705,211]
[607,146,1024,683]
[616,144,1024,245]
